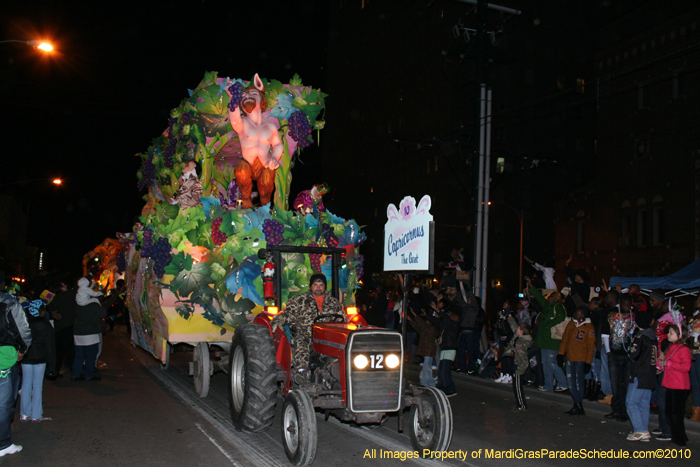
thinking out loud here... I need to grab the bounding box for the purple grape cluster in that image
[177,112,191,137]
[140,227,154,257]
[355,254,364,279]
[321,223,339,248]
[116,252,126,274]
[163,137,177,168]
[150,237,173,278]
[308,242,321,272]
[227,83,243,111]
[137,154,156,191]
[262,219,284,245]
[288,111,312,148]
[212,217,227,246]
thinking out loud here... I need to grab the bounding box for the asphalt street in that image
[5,326,699,466]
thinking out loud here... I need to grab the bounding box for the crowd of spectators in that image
[359,252,700,449]
[0,268,128,458]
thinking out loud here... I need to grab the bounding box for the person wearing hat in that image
[625,309,657,441]
[601,292,636,422]
[19,300,55,423]
[271,273,346,384]
[0,270,32,457]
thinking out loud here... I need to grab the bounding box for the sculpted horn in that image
[254,73,265,92]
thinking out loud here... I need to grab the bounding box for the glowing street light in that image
[0,177,64,188]
[35,42,54,52]
[0,39,54,52]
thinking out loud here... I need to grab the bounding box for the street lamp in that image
[0,40,54,52]
[0,177,63,188]
[488,201,524,291]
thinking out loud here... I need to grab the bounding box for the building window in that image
[637,210,648,247]
[673,73,685,98]
[426,158,431,174]
[496,157,505,173]
[622,212,631,242]
[576,78,585,93]
[653,207,663,245]
[636,198,647,247]
[638,84,649,110]
[652,195,663,246]
[621,199,631,245]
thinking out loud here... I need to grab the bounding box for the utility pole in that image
[454,0,520,302]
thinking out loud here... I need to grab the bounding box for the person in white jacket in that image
[75,277,103,307]
[524,255,557,290]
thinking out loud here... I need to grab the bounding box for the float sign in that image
[383,195,434,273]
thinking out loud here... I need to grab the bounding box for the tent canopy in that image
[609,259,700,293]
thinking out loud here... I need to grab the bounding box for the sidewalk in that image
[4,327,233,466]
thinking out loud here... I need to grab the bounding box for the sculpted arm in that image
[226,85,243,134]
[267,129,284,169]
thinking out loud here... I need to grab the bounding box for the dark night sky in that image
[1,1,329,277]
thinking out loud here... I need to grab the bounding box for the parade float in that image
[119,71,366,396]
[82,238,121,291]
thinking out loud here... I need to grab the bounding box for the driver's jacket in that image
[271,290,346,369]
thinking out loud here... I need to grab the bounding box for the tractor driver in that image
[270,273,346,384]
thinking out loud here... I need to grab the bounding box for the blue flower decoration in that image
[270,92,295,121]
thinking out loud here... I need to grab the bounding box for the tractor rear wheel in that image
[408,387,453,455]
[228,323,277,432]
[282,390,318,466]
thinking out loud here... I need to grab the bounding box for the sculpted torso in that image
[236,116,281,168]
[228,79,283,169]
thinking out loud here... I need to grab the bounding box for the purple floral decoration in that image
[399,197,416,220]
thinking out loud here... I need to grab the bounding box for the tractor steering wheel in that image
[315,313,346,324]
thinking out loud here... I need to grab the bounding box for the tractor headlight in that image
[353,354,369,369]
[385,354,400,369]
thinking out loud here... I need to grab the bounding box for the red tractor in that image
[227,245,453,466]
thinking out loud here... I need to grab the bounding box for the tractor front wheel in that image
[408,387,453,455]
[282,390,318,466]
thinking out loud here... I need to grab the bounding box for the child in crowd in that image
[625,310,657,442]
[660,324,691,446]
[20,300,55,422]
[506,323,533,411]
[516,300,531,326]
[75,277,103,307]
[558,305,595,416]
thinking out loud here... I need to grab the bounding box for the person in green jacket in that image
[526,276,569,393]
